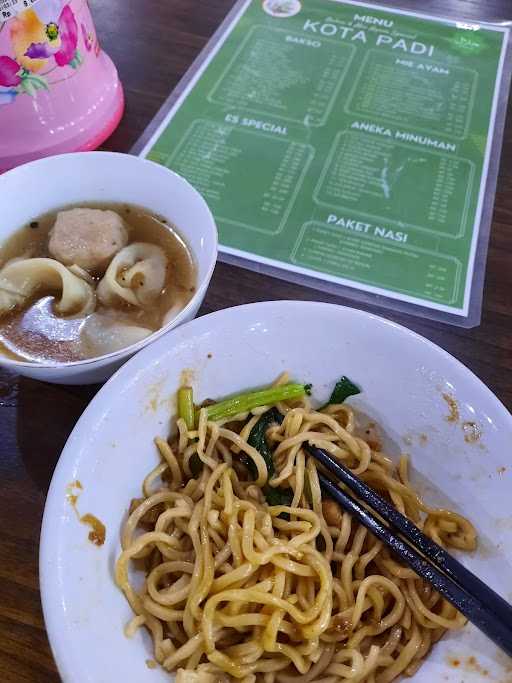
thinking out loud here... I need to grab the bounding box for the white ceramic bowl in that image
[0,151,218,384]
[40,301,512,683]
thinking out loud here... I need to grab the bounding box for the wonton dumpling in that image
[68,263,95,284]
[0,257,95,317]
[80,312,153,356]
[97,242,167,308]
[49,208,128,273]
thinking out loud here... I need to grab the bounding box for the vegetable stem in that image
[178,386,195,430]
[197,383,310,424]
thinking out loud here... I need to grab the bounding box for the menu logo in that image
[262,0,302,18]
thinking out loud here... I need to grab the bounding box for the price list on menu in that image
[138,0,509,318]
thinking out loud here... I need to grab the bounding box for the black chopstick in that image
[307,445,512,658]
[306,443,512,623]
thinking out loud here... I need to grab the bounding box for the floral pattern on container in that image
[0,0,99,106]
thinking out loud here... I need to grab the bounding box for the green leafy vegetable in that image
[238,452,256,479]
[323,376,361,407]
[196,383,310,425]
[246,407,283,479]
[264,485,293,508]
[178,386,195,430]
[241,408,291,513]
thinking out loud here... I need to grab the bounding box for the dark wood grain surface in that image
[1,0,511,680]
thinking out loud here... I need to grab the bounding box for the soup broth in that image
[0,204,197,363]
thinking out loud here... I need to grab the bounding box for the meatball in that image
[48,208,128,273]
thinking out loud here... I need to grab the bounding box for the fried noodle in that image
[115,374,476,683]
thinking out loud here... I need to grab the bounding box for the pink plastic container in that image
[0,0,124,173]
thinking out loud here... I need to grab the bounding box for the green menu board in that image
[138,0,510,319]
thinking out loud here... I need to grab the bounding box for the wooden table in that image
[1,0,511,680]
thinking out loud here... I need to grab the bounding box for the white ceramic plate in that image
[40,301,512,683]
